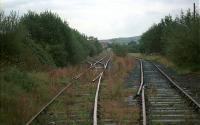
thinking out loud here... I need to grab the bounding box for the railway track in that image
[25,54,111,125]
[93,56,111,125]
[138,60,200,125]
[26,56,200,125]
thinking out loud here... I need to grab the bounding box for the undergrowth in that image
[0,65,81,125]
[128,53,199,74]
[100,55,140,124]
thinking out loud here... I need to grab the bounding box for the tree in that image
[139,10,200,71]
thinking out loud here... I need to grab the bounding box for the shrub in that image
[3,67,38,92]
[139,9,200,71]
[111,43,128,57]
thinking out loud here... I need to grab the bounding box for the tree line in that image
[110,40,139,56]
[139,9,200,71]
[0,11,102,69]
[111,9,199,71]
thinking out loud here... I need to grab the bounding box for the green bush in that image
[112,43,128,56]
[127,41,139,53]
[21,11,102,66]
[3,67,38,92]
[0,11,56,69]
[139,10,200,71]
[1,10,102,68]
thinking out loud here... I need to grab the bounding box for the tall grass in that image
[129,53,195,74]
[100,55,140,124]
[0,65,83,124]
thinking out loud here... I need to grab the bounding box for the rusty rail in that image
[137,59,144,96]
[93,72,103,125]
[138,60,146,125]
[25,83,72,125]
[142,85,147,125]
[25,55,109,125]
[93,56,111,125]
[74,56,107,80]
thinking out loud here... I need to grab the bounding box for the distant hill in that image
[100,36,140,44]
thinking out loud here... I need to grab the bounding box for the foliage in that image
[139,23,164,53]
[0,10,102,68]
[21,11,102,66]
[0,10,102,124]
[111,43,128,56]
[139,10,200,71]
[127,40,140,53]
[111,40,139,56]
[3,67,38,92]
[0,65,81,124]
[0,67,39,124]
[0,11,55,69]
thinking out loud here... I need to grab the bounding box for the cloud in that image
[1,0,198,39]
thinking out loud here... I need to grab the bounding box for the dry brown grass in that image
[37,58,105,123]
[100,54,140,124]
[21,64,88,123]
[129,53,192,74]
[1,53,108,124]
[147,85,157,96]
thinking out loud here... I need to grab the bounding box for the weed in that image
[100,54,140,124]
[0,65,75,124]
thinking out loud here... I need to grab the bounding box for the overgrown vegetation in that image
[139,9,200,71]
[0,10,102,124]
[0,11,102,69]
[32,65,99,124]
[100,55,140,124]
[110,40,139,56]
[0,65,82,124]
[111,43,128,56]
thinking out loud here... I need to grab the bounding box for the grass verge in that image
[128,53,200,74]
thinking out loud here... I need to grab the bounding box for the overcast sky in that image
[1,0,199,39]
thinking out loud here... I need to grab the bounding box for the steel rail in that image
[93,72,103,125]
[74,55,107,80]
[93,56,111,125]
[104,56,111,69]
[92,73,103,82]
[25,82,72,125]
[25,55,109,125]
[153,63,200,111]
[142,85,147,125]
[138,60,146,125]
[92,55,107,67]
[137,59,144,96]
